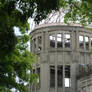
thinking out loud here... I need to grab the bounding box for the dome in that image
[34,9,82,29]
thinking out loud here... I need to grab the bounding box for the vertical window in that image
[90,38,92,47]
[64,34,70,48]
[38,36,42,51]
[57,34,63,48]
[49,34,55,48]
[31,40,33,52]
[38,36,42,44]
[57,65,63,87]
[65,65,71,87]
[33,38,36,51]
[37,68,40,86]
[79,36,84,49]
[85,36,89,50]
[33,69,35,74]
[50,66,55,87]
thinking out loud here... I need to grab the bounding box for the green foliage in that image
[58,0,92,25]
[1,0,91,91]
[0,32,37,91]
[0,0,59,91]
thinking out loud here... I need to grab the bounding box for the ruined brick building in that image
[30,11,92,92]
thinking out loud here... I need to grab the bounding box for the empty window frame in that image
[64,34,70,48]
[49,34,55,48]
[50,66,55,87]
[31,40,33,52]
[33,69,35,74]
[90,38,92,47]
[36,68,40,86]
[65,65,71,87]
[85,36,89,50]
[38,36,42,51]
[57,34,63,48]
[57,65,63,87]
[79,36,84,49]
[34,38,36,49]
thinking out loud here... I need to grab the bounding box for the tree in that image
[58,0,92,25]
[0,0,92,91]
[0,32,37,91]
[0,0,59,91]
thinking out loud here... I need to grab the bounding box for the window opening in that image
[57,65,63,87]
[38,36,42,51]
[33,69,35,73]
[38,36,42,44]
[64,34,70,48]
[57,34,63,48]
[31,40,33,52]
[37,68,40,86]
[34,38,36,50]
[50,66,55,87]
[79,36,84,49]
[85,36,89,50]
[90,38,92,47]
[65,65,71,87]
[49,34,55,48]
[65,78,70,87]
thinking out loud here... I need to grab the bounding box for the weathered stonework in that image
[30,23,92,92]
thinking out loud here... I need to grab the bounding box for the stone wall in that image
[30,24,92,92]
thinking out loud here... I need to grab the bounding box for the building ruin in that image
[30,10,92,92]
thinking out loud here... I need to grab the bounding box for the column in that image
[42,32,45,51]
[40,63,49,92]
[55,52,57,92]
[71,63,78,92]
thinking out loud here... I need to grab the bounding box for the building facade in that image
[30,23,92,92]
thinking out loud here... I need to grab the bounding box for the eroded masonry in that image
[30,23,92,92]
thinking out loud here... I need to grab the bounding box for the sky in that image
[14,18,35,51]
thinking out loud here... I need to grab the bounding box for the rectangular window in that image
[50,66,55,87]
[85,36,89,50]
[64,34,70,48]
[57,34,63,48]
[33,69,35,74]
[65,78,70,87]
[65,65,71,87]
[90,38,92,47]
[38,36,42,51]
[49,34,55,48]
[57,65,63,87]
[79,36,84,49]
[34,38,36,49]
[31,40,33,52]
[37,68,40,86]
[38,36,42,44]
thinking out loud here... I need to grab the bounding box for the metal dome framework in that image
[35,9,82,28]
[43,9,65,24]
[29,9,83,31]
